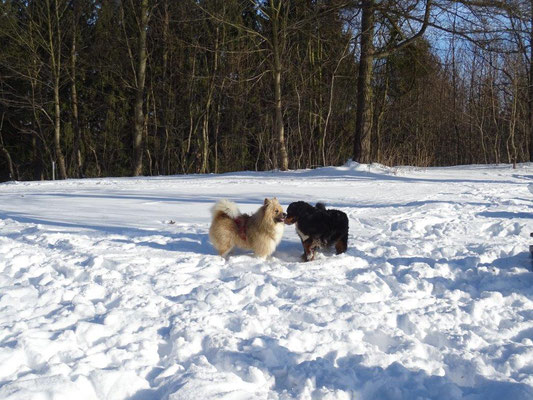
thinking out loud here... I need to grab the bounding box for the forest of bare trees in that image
[0,0,531,181]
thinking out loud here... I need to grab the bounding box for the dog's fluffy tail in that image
[211,199,241,220]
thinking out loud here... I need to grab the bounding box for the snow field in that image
[0,163,532,399]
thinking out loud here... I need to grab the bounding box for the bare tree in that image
[46,0,68,179]
[198,0,291,170]
[353,0,433,163]
[0,113,16,180]
[121,0,150,176]
[269,0,289,170]
[70,1,84,178]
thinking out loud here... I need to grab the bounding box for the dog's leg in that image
[309,241,320,261]
[302,238,316,261]
[299,238,307,261]
[254,249,269,260]
[335,233,348,254]
[220,246,234,258]
[301,238,310,261]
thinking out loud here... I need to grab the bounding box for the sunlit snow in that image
[0,162,532,399]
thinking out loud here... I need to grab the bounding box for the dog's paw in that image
[303,252,316,262]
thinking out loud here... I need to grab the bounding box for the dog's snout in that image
[284,214,295,225]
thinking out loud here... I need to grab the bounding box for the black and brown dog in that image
[285,201,348,261]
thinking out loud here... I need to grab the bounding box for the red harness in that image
[234,215,250,241]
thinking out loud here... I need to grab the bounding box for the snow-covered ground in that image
[0,162,532,400]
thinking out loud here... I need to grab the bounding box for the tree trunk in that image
[28,19,45,180]
[271,0,289,171]
[159,0,170,175]
[31,136,42,180]
[0,115,15,180]
[353,0,432,164]
[71,8,83,178]
[48,0,67,179]
[133,0,149,176]
[200,22,221,174]
[0,143,15,180]
[376,67,390,163]
[509,76,518,168]
[528,0,533,162]
[354,0,374,163]
[53,79,67,179]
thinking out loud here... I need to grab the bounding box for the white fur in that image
[262,223,284,258]
[274,222,284,244]
[211,199,240,219]
[296,226,309,242]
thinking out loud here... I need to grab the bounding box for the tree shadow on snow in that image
[111,232,214,255]
[477,211,533,219]
[1,210,218,255]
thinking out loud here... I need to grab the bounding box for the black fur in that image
[285,201,349,261]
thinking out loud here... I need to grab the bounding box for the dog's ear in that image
[316,202,326,211]
[264,198,270,206]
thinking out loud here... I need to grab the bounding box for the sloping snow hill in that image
[0,163,532,400]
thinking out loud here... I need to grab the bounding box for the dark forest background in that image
[0,0,532,181]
